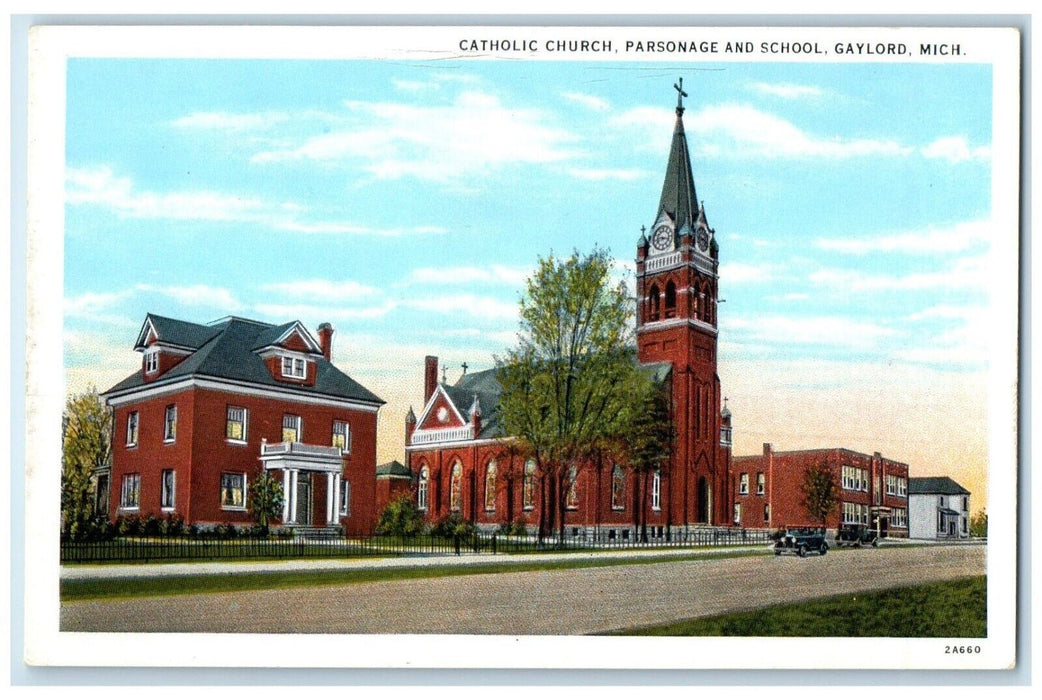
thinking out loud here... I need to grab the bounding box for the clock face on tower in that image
[697,227,710,251]
[652,225,673,252]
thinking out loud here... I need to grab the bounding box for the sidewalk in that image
[60,543,773,581]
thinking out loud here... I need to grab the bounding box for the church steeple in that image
[653,77,700,239]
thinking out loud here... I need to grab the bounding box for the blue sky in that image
[63,58,996,503]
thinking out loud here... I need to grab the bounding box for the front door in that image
[295,473,312,527]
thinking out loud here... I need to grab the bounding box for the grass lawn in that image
[608,576,986,637]
[61,549,767,602]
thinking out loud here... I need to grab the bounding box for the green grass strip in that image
[605,575,986,638]
[62,549,767,602]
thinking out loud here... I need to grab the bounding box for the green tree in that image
[619,374,675,542]
[801,461,839,526]
[497,247,637,542]
[61,387,112,541]
[969,509,988,538]
[376,494,425,538]
[247,471,284,536]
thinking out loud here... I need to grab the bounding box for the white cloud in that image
[64,290,134,321]
[172,111,290,131]
[718,262,776,284]
[409,265,530,287]
[567,167,646,181]
[135,284,244,311]
[748,82,825,100]
[816,220,992,255]
[404,294,518,321]
[253,301,397,322]
[723,314,897,347]
[561,91,610,111]
[921,136,991,163]
[613,104,912,159]
[809,256,988,293]
[260,279,377,301]
[65,165,443,236]
[251,91,579,182]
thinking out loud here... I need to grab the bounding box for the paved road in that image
[61,544,984,635]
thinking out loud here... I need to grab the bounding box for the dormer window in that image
[281,356,307,380]
[145,348,159,374]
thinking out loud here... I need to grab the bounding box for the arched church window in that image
[664,281,677,318]
[523,459,536,511]
[484,460,497,512]
[611,465,625,511]
[417,466,429,511]
[449,461,462,512]
[565,465,579,509]
[648,284,660,321]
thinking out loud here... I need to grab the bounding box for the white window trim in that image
[126,412,139,447]
[418,467,429,511]
[738,473,749,495]
[282,414,302,443]
[119,474,141,511]
[160,469,176,511]
[226,406,248,444]
[756,472,765,495]
[281,355,307,380]
[145,348,159,374]
[339,480,351,517]
[523,461,537,511]
[611,466,625,511]
[163,405,177,443]
[332,420,351,453]
[485,461,497,513]
[220,472,248,511]
[651,470,661,511]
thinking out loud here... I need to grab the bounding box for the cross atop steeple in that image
[674,77,688,116]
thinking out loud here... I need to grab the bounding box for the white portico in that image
[260,440,345,527]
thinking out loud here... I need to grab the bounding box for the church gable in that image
[414,385,468,432]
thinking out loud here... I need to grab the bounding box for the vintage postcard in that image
[24,24,1019,672]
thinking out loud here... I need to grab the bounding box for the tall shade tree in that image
[61,386,112,540]
[801,461,839,527]
[497,247,637,541]
[619,372,675,542]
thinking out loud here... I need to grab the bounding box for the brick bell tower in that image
[636,78,727,527]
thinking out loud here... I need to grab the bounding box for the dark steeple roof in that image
[654,78,700,236]
[443,367,505,438]
[107,315,383,406]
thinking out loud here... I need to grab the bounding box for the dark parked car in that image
[836,524,880,548]
[774,526,829,557]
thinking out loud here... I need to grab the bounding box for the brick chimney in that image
[317,323,334,361]
[424,355,439,402]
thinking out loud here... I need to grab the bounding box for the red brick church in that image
[403,81,734,537]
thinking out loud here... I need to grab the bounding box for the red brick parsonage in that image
[103,315,383,534]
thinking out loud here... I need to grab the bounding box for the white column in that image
[333,473,342,522]
[281,469,291,523]
[288,469,298,524]
[326,472,335,524]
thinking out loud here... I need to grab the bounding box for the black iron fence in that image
[60,527,771,564]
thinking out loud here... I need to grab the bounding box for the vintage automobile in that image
[836,523,880,548]
[773,526,829,557]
